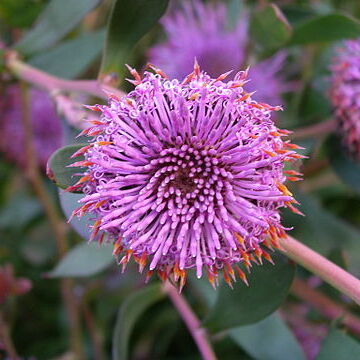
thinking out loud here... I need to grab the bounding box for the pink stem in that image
[291,118,337,140]
[163,282,217,360]
[6,54,124,100]
[291,278,360,336]
[279,236,360,304]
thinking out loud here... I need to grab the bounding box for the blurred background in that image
[1,0,360,359]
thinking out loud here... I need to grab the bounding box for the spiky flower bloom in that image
[0,85,63,169]
[149,0,288,106]
[330,39,360,159]
[70,64,303,289]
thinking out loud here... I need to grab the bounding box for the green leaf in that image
[112,283,166,360]
[203,253,295,332]
[250,4,292,51]
[291,14,360,45]
[29,30,105,79]
[59,190,92,240]
[100,0,169,83]
[47,242,113,278]
[230,313,305,360]
[47,144,86,191]
[316,328,360,360]
[15,0,100,55]
[0,192,43,230]
[325,134,360,195]
[225,0,244,29]
[0,0,44,28]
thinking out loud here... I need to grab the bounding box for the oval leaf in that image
[325,134,360,194]
[47,242,113,278]
[15,0,101,55]
[316,328,360,360]
[203,253,295,332]
[112,283,165,360]
[100,0,169,84]
[291,14,360,45]
[230,313,305,360]
[47,144,86,191]
[59,190,92,240]
[29,30,105,79]
[250,4,292,51]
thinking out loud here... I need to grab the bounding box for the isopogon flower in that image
[330,38,360,159]
[69,64,303,289]
[0,85,63,169]
[149,0,288,106]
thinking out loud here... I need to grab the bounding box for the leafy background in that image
[1,0,360,359]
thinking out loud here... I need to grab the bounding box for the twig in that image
[19,82,85,360]
[83,303,105,360]
[162,282,217,360]
[6,53,124,100]
[0,312,19,360]
[279,236,360,305]
[291,118,337,140]
[291,278,360,336]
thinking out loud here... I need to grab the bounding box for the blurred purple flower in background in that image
[0,85,63,169]
[70,64,302,289]
[330,38,360,159]
[149,0,288,106]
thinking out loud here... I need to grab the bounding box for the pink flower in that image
[149,0,288,106]
[330,39,360,159]
[70,64,302,289]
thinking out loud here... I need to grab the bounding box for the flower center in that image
[142,143,232,227]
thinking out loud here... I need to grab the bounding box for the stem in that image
[291,278,360,336]
[19,83,85,360]
[163,282,217,360]
[0,312,19,360]
[279,236,360,305]
[291,118,337,140]
[6,53,124,100]
[83,303,105,360]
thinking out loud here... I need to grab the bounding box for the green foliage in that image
[316,328,360,359]
[15,0,101,55]
[47,144,85,191]
[112,283,166,360]
[0,0,45,28]
[325,134,360,194]
[0,192,43,230]
[203,254,295,332]
[100,0,169,83]
[59,190,92,240]
[291,14,360,44]
[29,30,105,79]
[47,242,113,278]
[230,313,305,360]
[283,192,360,274]
[250,4,292,52]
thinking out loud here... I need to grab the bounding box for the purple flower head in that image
[0,85,63,169]
[330,38,360,159]
[70,64,303,289]
[149,0,288,106]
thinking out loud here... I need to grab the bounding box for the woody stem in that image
[163,282,218,360]
[279,236,360,305]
